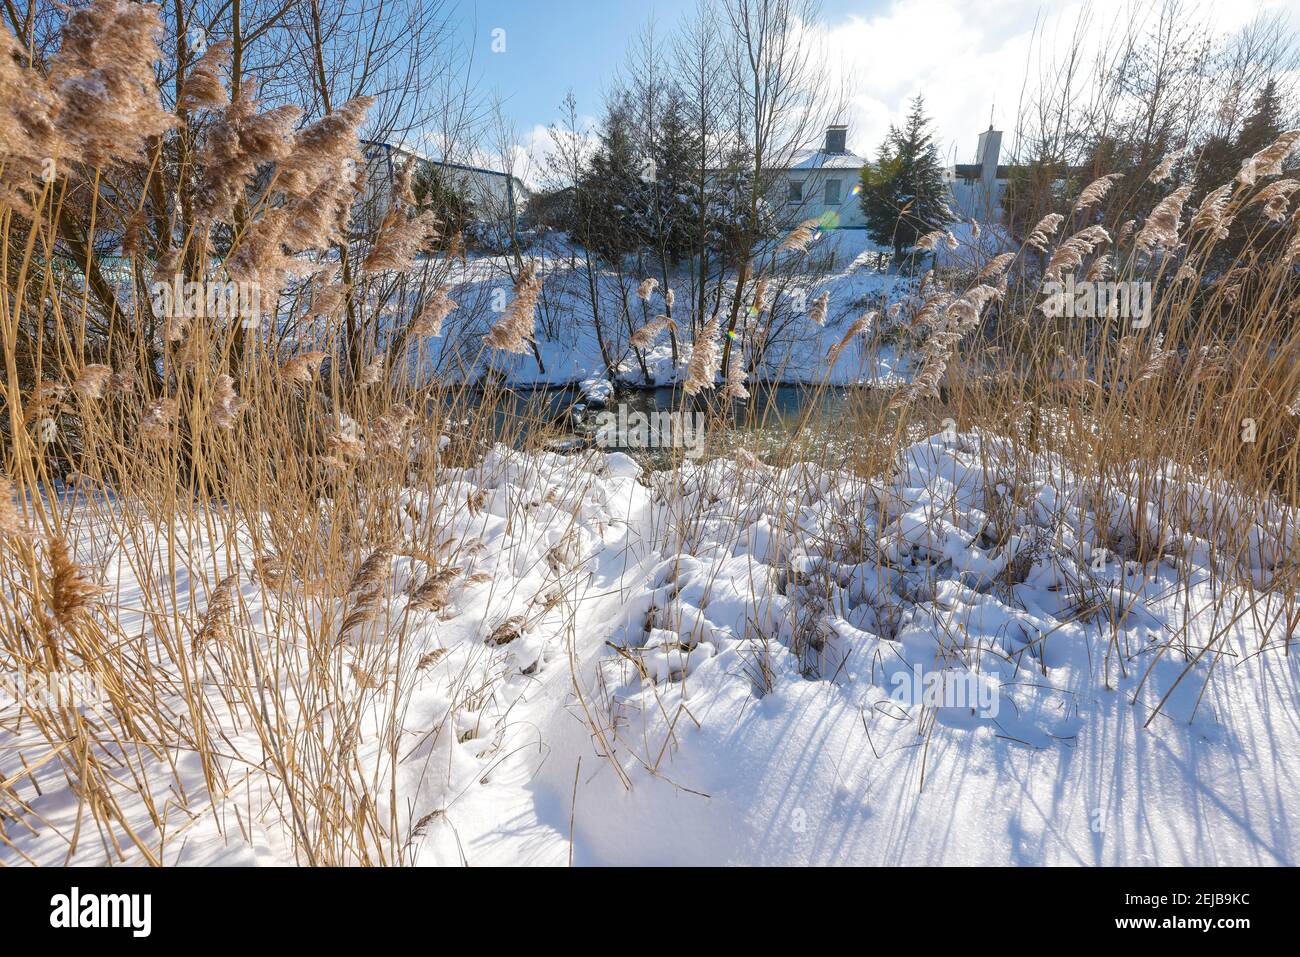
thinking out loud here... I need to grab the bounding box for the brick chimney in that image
[824,124,848,154]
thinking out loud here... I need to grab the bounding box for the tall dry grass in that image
[0,0,581,865]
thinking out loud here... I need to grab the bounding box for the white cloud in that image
[487,118,600,191]
[810,0,1300,165]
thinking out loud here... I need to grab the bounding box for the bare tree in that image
[716,0,844,381]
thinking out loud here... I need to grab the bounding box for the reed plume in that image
[364,208,438,272]
[393,156,418,206]
[179,39,231,111]
[829,310,876,360]
[1148,151,1180,184]
[194,91,301,223]
[1136,186,1192,255]
[280,350,327,384]
[48,0,176,168]
[1043,225,1110,281]
[484,262,542,353]
[1189,183,1234,240]
[1236,130,1300,186]
[721,344,749,400]
[410,288,456,337]
[306,280,350,320]
[340,545,393,634]
[409,567,460,613]
[1074,173,1122,210]
[1248,179,1299,224]
[0,26,63,200]
[282,174,355,251]
[278,96,374,199]
[211,374,245,429]
[46,536,104,632]
[0,476,28,539]
[359,358,385,386]
[1024,213,1064,252]
[195,573,238,652]
[915,229,957,252]
[975,252,1016,281]
[72,364,112,400]
[778,218,820,253]
[807,291,829,326]
[630,315,675,350]
[324,413,366,467]
[139,396,178,440]
[683,314,721,395]
[1086,253,1112,282]
[369,405,414,451]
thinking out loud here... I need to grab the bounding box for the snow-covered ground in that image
[4,431,1296,866]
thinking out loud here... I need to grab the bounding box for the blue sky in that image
[452,0,1297,181]
[461,0,888,136]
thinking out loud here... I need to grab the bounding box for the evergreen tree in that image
[646,86,699,267]
[576,95,647,262]
[1000,152,1069,242]
[1196,80,1284,199]
[412,162,474,252]
[1237,78,1283,158]
[859,133,904,254]
[711,137,777,266]
[1195,78,1288,269]
[858,96,952,258]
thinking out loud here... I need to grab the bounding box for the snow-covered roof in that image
[361,139,530,196]
[774,149,868,171]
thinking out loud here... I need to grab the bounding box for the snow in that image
[386,229,914,394]
[4,430,1297,866]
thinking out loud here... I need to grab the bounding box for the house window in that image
[824,179,841,206]
[788,180,803,203]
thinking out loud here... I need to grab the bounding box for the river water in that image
[474,382,940,470]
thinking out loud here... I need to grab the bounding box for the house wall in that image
[949,128,1008,224]
[355,148,397,233]
[357,143,527,234]
[770,167,867,229]
[949,178,1008,223]
[436,165,524,221]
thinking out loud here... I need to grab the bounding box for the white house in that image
[769,124,869,229]
[766,123,1014,231]
[947,126,1011,222]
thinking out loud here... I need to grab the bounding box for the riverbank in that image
[380,229,915,396]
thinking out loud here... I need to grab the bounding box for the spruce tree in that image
[713,137,776,266]
[1195,78,1288,269]
[1237,79,1283,158]
[647,86,698,267]
[858,95,952,258]
[577,95,646,262]
[859,131,905,254]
